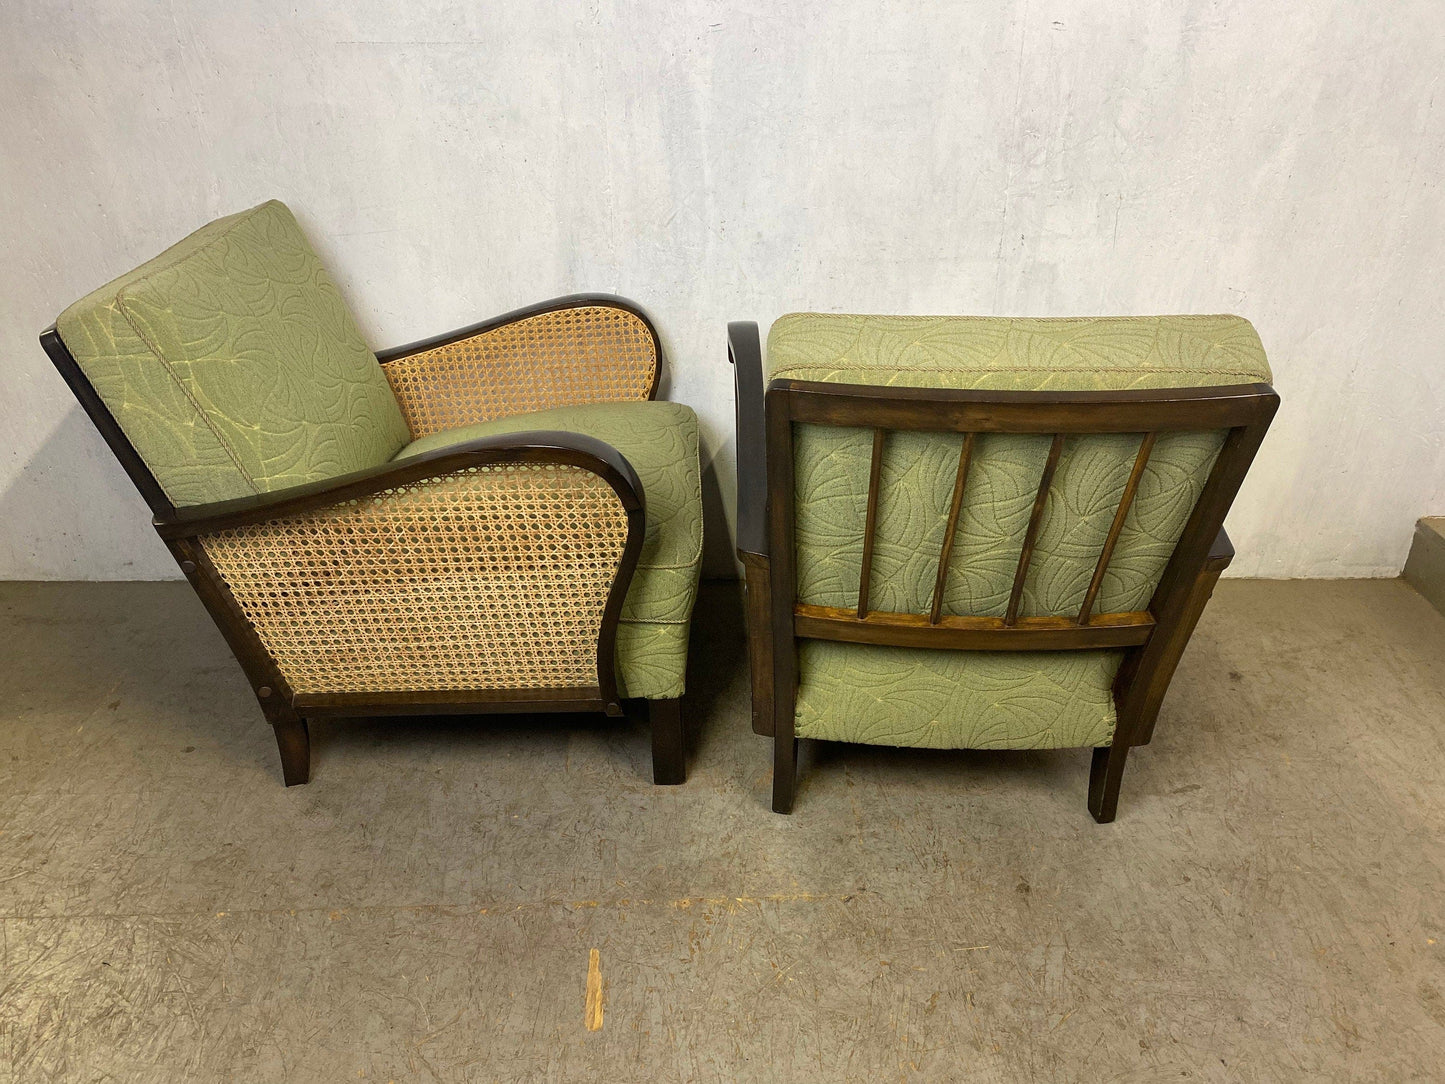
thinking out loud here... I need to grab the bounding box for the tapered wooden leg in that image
[272,710,310,787]
[650,698,685,785]
[742,552,775,736]
[772,734,797,813]
[1088,744,1129,823]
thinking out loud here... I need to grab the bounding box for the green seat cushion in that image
[795,641,1120,750]
[396,401,702,700]
[56,200,410,506]
[767,313,1272,749]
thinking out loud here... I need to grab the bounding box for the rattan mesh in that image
[383,305,658,437]
[201,464,630,695]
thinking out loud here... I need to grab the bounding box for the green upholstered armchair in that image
[42,200,702,786]
[730,314,1277,821]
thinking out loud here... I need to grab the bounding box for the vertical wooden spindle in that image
[1004,433,1065,627]
[1078,432,1156,626]
[856,428,886,619]
[929,433,976,625]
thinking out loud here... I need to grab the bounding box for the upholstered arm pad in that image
[378,294,662,439]
[161,433,645,701]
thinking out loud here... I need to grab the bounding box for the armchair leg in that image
[772,734,797,814]
[272,709,310,787]
[650,698,685,785]
[1088,744,1129,823]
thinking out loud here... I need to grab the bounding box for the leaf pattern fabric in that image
[57,201,703,702]
[767,313,1271,749]
[57,201,410,505]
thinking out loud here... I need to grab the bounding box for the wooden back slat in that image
[766,379,1277,655]
[1004,433,1066,627]
[855,428,886,619]
[1078,432,1156,626]
[929,432,976,625]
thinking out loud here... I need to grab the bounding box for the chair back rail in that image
[767,379,1278,660]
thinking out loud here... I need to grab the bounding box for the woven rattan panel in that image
[201,464,629,695]
[384,306,658,438]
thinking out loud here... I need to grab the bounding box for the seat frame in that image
[40,293,686,787]
[728,321,1278,821]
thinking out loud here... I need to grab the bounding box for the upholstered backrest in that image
[766,314,1273,619]
[56,200,410,506]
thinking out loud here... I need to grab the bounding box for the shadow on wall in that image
[0,407,177,580]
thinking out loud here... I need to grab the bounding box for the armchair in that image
[730,314,1277,821]
[42,200,702,786]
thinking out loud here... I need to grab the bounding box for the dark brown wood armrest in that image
[1204,527,1234,573]
[154,431,645,539]
[728,320,768,558]
[376,292,662,392]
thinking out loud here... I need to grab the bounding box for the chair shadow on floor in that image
[798,739,1091,807]
[306,581,747,785]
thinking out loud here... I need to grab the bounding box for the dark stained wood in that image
[45,293,671,786]
[155,432,645,538]
[796,604,1154,650]
[1088,745,1129,823]
[1112,406,1277,755]
[728,321,769,558]
[780,378,1276,434]
[930,432,976,625]
[1135,548,1228,746]
[169,537,295,712]
[1078,431,1157,625]
[856,428,887,619]
[742,552,775,736]
[1204,526,1235,573]
[272,710,310,787]
[294,688,612,716]
[733,322,777,738]
[747,364,1278,819]
[377,292,665,401]
[650,698,686,785]
[1005,433,1065,627]
[773,734,798,815]
[765,385,801,813]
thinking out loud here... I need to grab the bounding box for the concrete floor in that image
[1,579,1443,1081]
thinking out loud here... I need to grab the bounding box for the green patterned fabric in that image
[397,401,703,700]
[795,642,1120,750]
[56,201,410,506]
[767,313,1272,750]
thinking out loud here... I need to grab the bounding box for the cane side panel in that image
[200,464,629,694]
[384,306,659,438]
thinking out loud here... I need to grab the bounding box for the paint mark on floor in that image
[585,948,604,1031]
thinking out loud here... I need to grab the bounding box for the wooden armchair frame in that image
[40,294,686,787]
[729,321,1278,821]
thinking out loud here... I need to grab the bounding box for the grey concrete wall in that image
[2,1,1443,580]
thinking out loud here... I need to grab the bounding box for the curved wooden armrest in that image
[162,431,648,715]
[155,430,645,539]
[376,293,661,368]
[376,294,664,438]
[1205,527,1234,573]
[728,320,768,558]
